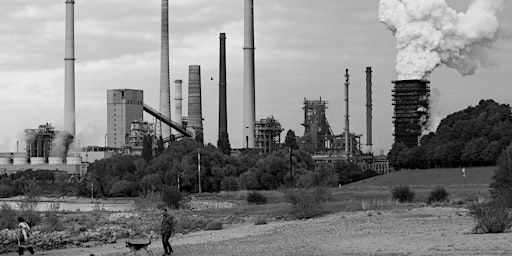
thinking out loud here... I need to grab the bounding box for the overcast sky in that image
[0,0,511,154]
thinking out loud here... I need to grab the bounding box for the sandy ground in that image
[4,206,512,256]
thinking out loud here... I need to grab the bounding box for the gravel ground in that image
[5,206,512,256]
[173,206,512,256]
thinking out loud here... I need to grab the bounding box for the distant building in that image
[255,116,283,153]
[107,89,144,148]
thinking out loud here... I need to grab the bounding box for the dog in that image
[126,235,153,255]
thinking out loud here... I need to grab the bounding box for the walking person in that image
[161,208,175,255]
[17,217,34,255]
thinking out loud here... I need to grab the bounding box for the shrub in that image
[253,216,267,225]
[17,196,41,227]
[284,189,321,219]
[246,191,267,205]
[109,180,138,197]
[132,190,162,211]
[205,219,223,230]
[490,145,512,207]
[427,186,449,204]
[0,184,14,198]
[391,185,415,203]
[44,202,63,232]
[468,201,512,233]
[162,186,182,209]
[0,203,17,229]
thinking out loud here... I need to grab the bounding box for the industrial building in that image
[106,89,144,148]
[255,116,283,153]
[298,98,360,155]
[392,79,430,147]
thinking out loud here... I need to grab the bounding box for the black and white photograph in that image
[0,0,511,255]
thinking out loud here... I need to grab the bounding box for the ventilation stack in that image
[64,0,76,137]
[187,65,203,143]
[344,69,350,158]
[159,0,171,140]
[218,33,230,148]
[366,67,373,153]
[174,80,183,128]
[243,0,256,148]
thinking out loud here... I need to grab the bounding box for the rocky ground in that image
[3,206,511,256]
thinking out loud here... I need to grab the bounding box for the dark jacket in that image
[161,213,174,232]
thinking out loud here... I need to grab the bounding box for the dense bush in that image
[132,191,162,211]
[246,191,267,205]
[205,219,223,230]
[162,186,182,209]
[490,144,512,207]
[109,180,139,197]
[284,188,326,219]
[468,201,512,233]
[43,202,63,232]
[0,203,17,229]
[391,185,415,203]
[0,184,14,198]
[427,186,449,204]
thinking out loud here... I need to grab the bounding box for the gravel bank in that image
[4,206,511,256]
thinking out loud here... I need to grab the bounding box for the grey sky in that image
[0,0,511,154]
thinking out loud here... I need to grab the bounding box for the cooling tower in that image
[366,67,373,153]
[187,65,203,142]
[243,0,256,148]
[218,33,229,145]
[174,80,183,127]
[159,0,171,140]
[64,0,76,137]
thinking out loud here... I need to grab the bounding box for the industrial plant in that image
[0,0,397,177]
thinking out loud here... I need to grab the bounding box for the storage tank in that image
[66,156,81,165]
[13,157,28,165]
[0,157,10,165]
[48,157,64,165]
[31,157,46,165]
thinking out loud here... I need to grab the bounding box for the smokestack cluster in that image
[174,80,183,127]
[379,0,504,79]
[64,0,75,138]
[218,33,230,148]
[366,67,373,153]
[243,0,256,148]
[187,65,203,142]
[159,0,171,140]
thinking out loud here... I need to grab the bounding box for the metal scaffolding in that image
[255,116,283,153]
[392,79,430,147]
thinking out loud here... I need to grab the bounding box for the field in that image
[3,166,507,256]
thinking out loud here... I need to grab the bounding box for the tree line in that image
[78,136,377,197]
[388,99,512,169]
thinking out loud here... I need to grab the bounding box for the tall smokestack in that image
[159,0,171,140]
[187,65,203,143]
[174,80,183,127]
[344,69,350,158]
[243,0,255,148]
[218,33,230,148]
[64,0,75,137]
[366,67,373,153]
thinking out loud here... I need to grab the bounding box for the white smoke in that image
[379,0,504,79]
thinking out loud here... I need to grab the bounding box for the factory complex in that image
[1,0,450,178]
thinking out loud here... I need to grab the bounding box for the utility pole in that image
[198,151,202,194]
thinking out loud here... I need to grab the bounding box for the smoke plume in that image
[379,0,504,79]
[50,131,73,157]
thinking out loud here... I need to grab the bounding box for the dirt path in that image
[4,207,512,256]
